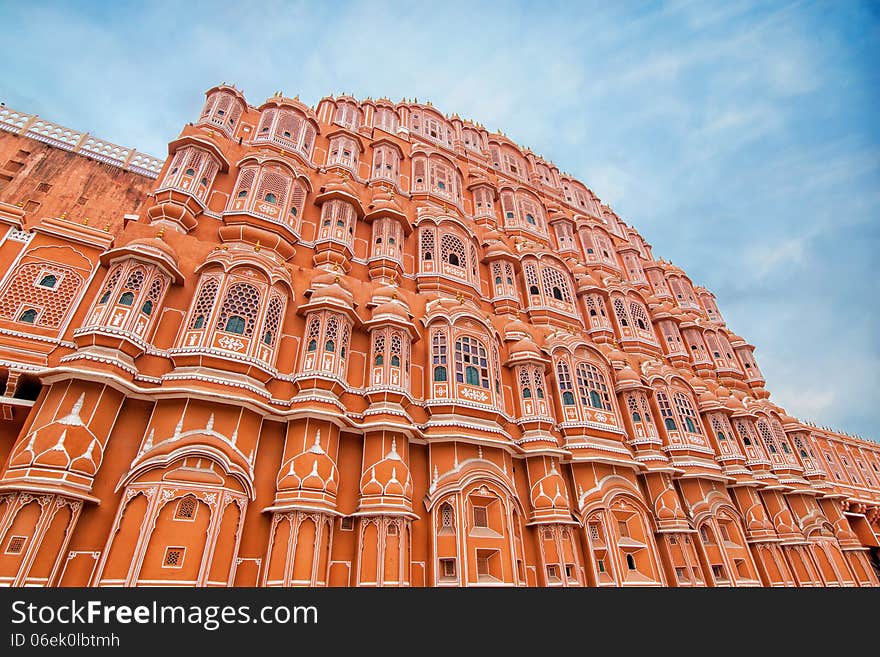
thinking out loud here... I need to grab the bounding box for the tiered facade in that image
[0,87,877,587]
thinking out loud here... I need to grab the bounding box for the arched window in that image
[440,233,466,269]
[573,362,613,412]
[188,278,219,330]
[440,502,454,529]
[539,265,573,306]
[318,200,356,245]
[432,329,448,383]
[119,292,134,306]
[161,146,220,200]
[454,336,490,389]
[629,301,654,338]
[216,282,260,338]
[18,309,37,324]
[328,135,359,168]
[38,274,57,288]
[259,294,284,351]
[557,361,575,406]
[141,300,153,315]
[299,311,350,378]
[613,297,630,328]
[225,315,246,334]
[655,390,677,432]
[372,145,400,183]
[673,391,702,435]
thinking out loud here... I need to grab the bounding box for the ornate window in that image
[669,276,699,309]
[622,252,646,284]
[187,277,220,334]
[227,163,306,230]
[655,390,678,432]
[334,102,360,130]
[612,297,630,329]
[490,261,517,299]
[410,110,453,147]
[454,335,490,389]
[522,260,576,315]
[472,187,495,219]
[298,310,351,379]
[260,292,285,350]
[254,107,317,160]
[177,271,284,367]
[371,144,400,184]
[628,300,657,343]
[431,328,448,384]
[462,128,482,153]
[673,391,702,435]
[554,351,618,428]
[317,199,356,247]
[681,328,711,364]
[327,135,360,169]
[374,106,398,134]
[411,155,462,204]
[370,217,404,265]
[647,269,671,296]
[658,320,686,356]
[429,324,503,408]
[500,191,547,236]
[197,89,244,137]
[216,282,260,338]
[0,261,84,331]
[161,146,219,202]
[84,261,171,341]
[418,224,479,287]
[625,392,657,439]
[554,221,577,252]
[585,294,611,331]
[576,362,612,411]
[369,327,410,390]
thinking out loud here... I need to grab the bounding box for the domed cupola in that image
[528,459,573,523]
[275,430,339,512]
[358,437,414,514]
[6,393,103,496]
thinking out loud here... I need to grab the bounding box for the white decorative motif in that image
[459,387,489,402]
[217,335,246,351]
[7,229,33,243]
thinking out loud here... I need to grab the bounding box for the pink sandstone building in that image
[0,86,877,587]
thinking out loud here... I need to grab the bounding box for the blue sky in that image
[1,1,878,440]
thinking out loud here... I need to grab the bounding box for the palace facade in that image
[0,87,877,587]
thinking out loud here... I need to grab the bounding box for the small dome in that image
[510,337,541,358]
[360,438,412,499]
[530,462,569,511]
[311,282,354,306]
[725,395,745,412]
[372,301,409,320]
[310,270,340,288]
[122,235,178,260]
[10,393,101,476]
[616,365,641,384]
[485,240,515,259]
[699,389,719,405]
[277,431,338,495]
[503,318,532,340]
[607,346,627,363]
